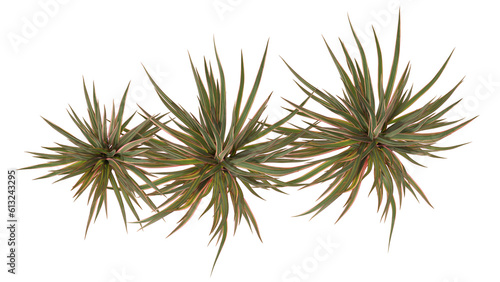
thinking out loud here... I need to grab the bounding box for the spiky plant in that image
[23,81,162,235]
[277,14,475,242]
[139,42,308,270]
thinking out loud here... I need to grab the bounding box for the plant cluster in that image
[24,14,474,271]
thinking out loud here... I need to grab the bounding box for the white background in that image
[1,0,500,281]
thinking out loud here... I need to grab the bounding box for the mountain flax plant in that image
[23,82,163,236]
[278,14,475,243]
[139,42,308,271]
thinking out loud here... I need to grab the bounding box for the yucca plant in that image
[277,14,475,242]
[23,82,163,235]
[138,42,309,271]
